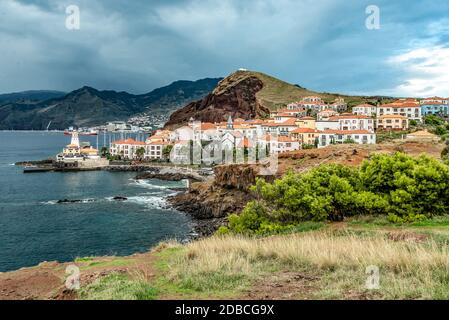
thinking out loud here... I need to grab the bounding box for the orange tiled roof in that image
[278,136,297,143]
[321,130,373,134]
[112,139,146,145]
[147,141,172,145]
[200,123,217,130]
[291,128,320,134]
[329,114,371,120]
[378,114,407,119]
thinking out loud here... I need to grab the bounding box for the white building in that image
[318,130,376,148]
[315,120,340,131]
[110,138,147,160]
[352,104,377,117]
[328,113,375,133]
[317,109,338,121]
[262,119,298,136]
[376,101,422,122]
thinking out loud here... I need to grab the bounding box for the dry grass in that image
[162,230,449,299]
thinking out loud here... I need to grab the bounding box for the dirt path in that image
[0,252,157,300]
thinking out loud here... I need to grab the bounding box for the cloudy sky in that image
[1,0,449,97]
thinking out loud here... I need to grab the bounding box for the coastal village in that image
[74,96,446,165]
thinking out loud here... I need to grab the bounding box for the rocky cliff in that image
[164,72,270,129]
[168,164,274,236]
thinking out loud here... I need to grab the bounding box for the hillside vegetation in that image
[165,70,394,128]
[0,78,220,130]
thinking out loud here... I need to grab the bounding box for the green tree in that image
[135,147,145,161]
[100,147,109,158]
[162,145,173,160]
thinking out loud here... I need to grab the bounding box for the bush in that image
[424,115,445,126]
[226,153,449,234]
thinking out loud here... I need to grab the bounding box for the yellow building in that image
[290,128,320,146]
[377,114,409,131]
[295,116,316,129]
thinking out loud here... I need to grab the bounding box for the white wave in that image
[126,195,168,209]
[131,179,173,190]
[41,200,58,205]
[9,163,15,166]
[41,199,95,205]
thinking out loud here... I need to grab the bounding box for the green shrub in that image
[424,115,445,126]
[228,201,269,234]
[226,153,449,234]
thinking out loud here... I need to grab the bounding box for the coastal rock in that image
[113,196,128,201]
[164,73,269,129]
[134,166,206,182]
[56,199,95,204]
[214,164,275,191]
[15,159,54,166]
[168,163,278,236]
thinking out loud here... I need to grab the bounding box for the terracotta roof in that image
[275,113,296,117]
[378,114,407,119]
[278,136,297,143]
[262,119,297,127]
[291,128,320,134]
[200,123,217,130]
[380,103,419,108]
[354,104,376,108]
[329,114,371,120]
[147,141,172,145]
[112,139,146,145]
[277,108,306,113]
[420,101,447,105]
[321,130,373,135]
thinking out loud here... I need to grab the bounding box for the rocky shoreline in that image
[133,166,208,182]
[167,164,269,236]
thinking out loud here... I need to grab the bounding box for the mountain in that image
[0,90,66,104]
[164,70,393,129]
[0,78,221,130]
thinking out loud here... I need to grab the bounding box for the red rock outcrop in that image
[164,73,270,129]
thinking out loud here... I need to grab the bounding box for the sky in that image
[1,0,449,97]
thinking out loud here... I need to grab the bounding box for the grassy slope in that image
[78,216,449,300]
[224,70,394,111]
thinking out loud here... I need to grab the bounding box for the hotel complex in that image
[107,96,446,162]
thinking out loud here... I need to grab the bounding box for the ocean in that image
[0,131,192,272]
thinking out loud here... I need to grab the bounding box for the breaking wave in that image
[41,198,95,205]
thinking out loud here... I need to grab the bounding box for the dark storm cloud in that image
[1,0,449,96]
